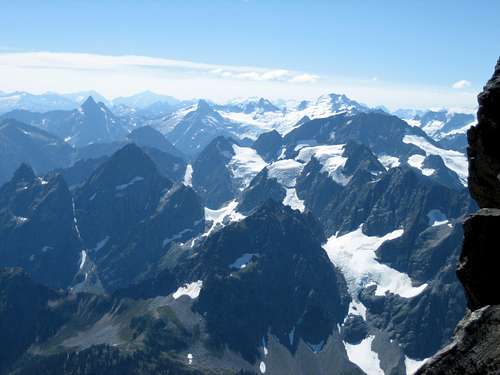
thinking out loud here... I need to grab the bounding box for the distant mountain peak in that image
[197,99,211,112]
[81,96,99,112]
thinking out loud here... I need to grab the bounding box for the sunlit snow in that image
[79,250,87,269]
[259,361,266,374]
[173,280,203,300]
[204,200,245,236]
[283,188,305,212]
[405,356,428,375]
[323,226,427,298]
[407,154,435,176]
[228,145,267,190]
[344,336,384,375]
[296,144,350,185]
[267,159,305,211]
[378,155,401,170]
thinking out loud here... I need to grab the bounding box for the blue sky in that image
[1,0,498,109]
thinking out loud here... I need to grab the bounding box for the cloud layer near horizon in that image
[0,51,478,110]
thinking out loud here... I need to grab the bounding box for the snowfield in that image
[323,226,427,298]
[229,145,267,190]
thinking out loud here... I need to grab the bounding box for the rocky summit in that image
[417,59,500,375]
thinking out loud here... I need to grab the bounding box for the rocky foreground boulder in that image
[417,58,500,374]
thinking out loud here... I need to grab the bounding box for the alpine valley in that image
[0,86,481,375]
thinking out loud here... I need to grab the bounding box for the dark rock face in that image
[417,58,500,374]
[468,58,500,209]
[341,315,368,345]
[54,156,108,189]
[361,259,466,359]
[418,305,500,375]
[253,130,283,161]
[191,136,236,208]
[0,268,63,373]
[457,208,500,310]
[0,164,81,288]
[74,142,187,183]
[183,201,350,363]
[237,168,286,215]
[75,144,204,291]
[316,166,473,237]
[0,120,73,184]
[127,125,184,159]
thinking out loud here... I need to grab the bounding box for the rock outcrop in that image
[417,58,500,374]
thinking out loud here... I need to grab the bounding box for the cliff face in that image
[417,58,500,374]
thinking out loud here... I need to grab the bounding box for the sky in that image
[1,0,499,110]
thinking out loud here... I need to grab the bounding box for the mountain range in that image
[0,85,483,375]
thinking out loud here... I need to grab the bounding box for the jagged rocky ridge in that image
[0,88,480,374]
[417,58,500,374]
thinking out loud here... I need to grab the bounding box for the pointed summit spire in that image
[81,96,98,112]
[197,99,211,113]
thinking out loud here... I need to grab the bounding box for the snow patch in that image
[259,361,266,374]
[403,135,467,184]
[267,159,304,187]
[204,200,245,236]
[405,356,428,375]
[173,280,203,300]
[378,155,401,170]
[183,164,193,187]
[427,209,449,227]
[283,188,305,212]
[344,335,384,375]
[115,176,144,191]
[15,216,28,224]
[347,300,367,321]
[323,226,427,298]
[79,250,87,269]
[407,154,435,176]
[229,253,258,269]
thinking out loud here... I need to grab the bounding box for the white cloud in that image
[0,51,478,110]
[452,80,471,89]
[0,52,314,84]
[289,74,320,83]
